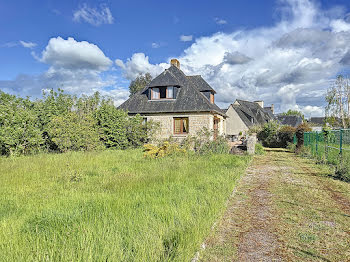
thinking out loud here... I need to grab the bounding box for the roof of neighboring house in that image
[118,65,225,116]
[308,117,342,127]
[231,99,275,127]
[308,117,326,125]
[276,115,303,127]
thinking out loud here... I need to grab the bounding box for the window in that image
[174,117,189,134]
[152,88,160,99]
[151,87,174,99]
[167,86,174,98]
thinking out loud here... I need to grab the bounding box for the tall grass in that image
[0,150,249,261]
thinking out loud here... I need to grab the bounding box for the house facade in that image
[225,99,274,136]
[119,59,226,140]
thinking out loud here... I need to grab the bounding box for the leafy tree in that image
[94,102,130,149]
[326,75,350,128]
[128,73,152,96]
[47,112,102,152]
[0,92,43,156]
[281,109,305,120]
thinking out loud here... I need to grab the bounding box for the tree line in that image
[0,89,154,156]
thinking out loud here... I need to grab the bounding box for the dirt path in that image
[236,156,283,261]
[201,149,350,262]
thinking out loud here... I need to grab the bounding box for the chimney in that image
[170,59,180,69]
[271,104,274,114]
[254,100,264,108]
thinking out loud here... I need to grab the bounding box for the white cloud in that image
[180,35,193,42]
[117,0,350,117]
[39,37,112,70]
[19,41,37,49]
[115,53,168,80]
[215,18,227,25]
[0,37,128,105]
[73,3,114,26]
[151,42,160,48]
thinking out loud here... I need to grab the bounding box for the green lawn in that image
[0,150,250,261]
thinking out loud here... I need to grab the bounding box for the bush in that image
[278,126,296,148]
[47,113,103,152]
[143,141,186,158]
[181,128,230,155]
[0,90,159,156]
[0,92,43,156]
[295,122,312,153]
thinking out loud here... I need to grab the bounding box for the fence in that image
[303,129,350,165]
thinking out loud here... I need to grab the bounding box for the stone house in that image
[118,59,226,140]
[224,99,274,136]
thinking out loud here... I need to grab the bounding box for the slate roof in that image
[231,100,275,127]
[309,117,326,125]
[276,115,303,127]
[118,65,224,116]
[187,75,216,93]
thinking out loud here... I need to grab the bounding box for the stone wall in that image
[144,112,225,140]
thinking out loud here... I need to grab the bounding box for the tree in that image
[0,92,43,156]
[47,112,102,152]
[281,109,305,120]
[326,75,350,128]
[128,73,152,96]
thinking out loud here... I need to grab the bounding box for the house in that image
[118,59,226,140]
[224,100,275,136]
[276,115,303,127]
[308,117,342,131]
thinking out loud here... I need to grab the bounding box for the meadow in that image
[0,150,250,261]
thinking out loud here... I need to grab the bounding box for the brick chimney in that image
[170,59,180,69]
[254,100,264,108]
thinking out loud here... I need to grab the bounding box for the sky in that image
[1,0,350,118]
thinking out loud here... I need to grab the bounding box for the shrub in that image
[257,121,281,148]
[143,141,186,158]
[295,122,312,153]
[47,113,102,152]
[0,92,43,156]
[182,128,230,155]
[196,135,230,155]
[278,126,296,148]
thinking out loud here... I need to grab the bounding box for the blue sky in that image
[1,0,350,117]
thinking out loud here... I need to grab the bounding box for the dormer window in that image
[151,86,174,100]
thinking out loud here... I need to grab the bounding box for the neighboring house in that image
[276,115,303,128]
[308,117,342,131]
[118,59,226,140]
[225,100,274,136]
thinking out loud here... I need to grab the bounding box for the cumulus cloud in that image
[117,0,350,117]
[19,41,37,49]
[73,3,114,26]
[39,37,112,70]
[223,51,252,65]
[180,35,193,42]
[115,53,168,80]
[0,37,128,105]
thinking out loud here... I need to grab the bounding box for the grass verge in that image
[0,149,250,261]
